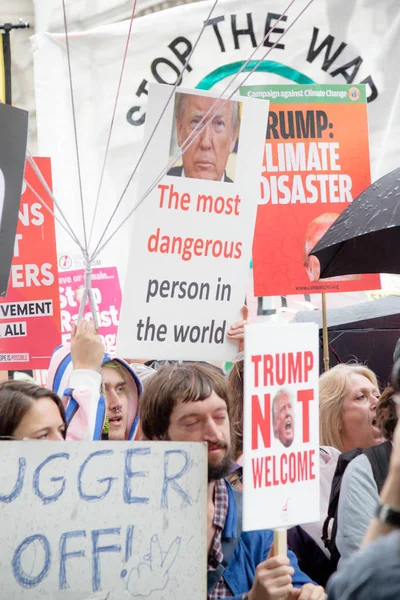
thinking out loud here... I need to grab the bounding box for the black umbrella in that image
[310,167,400,278]
[292,295,400,384]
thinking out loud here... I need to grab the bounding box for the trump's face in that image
[273,393,294,448]
[177,95,238,181]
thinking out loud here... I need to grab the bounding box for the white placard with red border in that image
[117,84,269,361]
[243,322,320,531]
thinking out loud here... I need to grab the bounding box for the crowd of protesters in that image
[1,310,399,600]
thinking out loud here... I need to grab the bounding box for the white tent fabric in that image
[5,0,400,314]
[2,0,200,151]
[31,0,400,290]
[33,0,203,32]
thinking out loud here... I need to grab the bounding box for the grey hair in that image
[175,92,241,134]
[272,388,294,423]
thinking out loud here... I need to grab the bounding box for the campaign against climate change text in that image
[241,84,381,297]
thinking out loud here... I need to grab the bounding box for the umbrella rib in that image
[90,0,315,262]
[89,0,222,260]
[61,0,88,257]
[88,0,139,250]
[318,240,348,278]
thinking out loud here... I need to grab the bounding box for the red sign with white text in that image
[0,158,61,369]
[241,84,381,296]
[243,322,320,531]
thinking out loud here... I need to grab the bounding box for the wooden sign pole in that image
[322,293,330,372]
[273,529,288,600]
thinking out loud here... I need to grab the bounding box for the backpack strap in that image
[207,486,242,595]
[322,448,363,551]
[363,441,392,493]
[207,564,226,594]
[223,488,243,565]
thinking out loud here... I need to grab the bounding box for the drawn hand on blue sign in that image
[126,534,181,597]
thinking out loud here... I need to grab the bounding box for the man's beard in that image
[163,434,233,482]
[207,442,233,483]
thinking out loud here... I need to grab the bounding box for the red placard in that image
[59,266,121,355]
[242,84,381,296]
[0,158,61,369]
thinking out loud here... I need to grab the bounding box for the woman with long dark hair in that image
[0,380,67,440]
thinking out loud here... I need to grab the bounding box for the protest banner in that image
[59,266,121,355]
[32,0,400,284]
[0,440,207,599]
[117,84,269,361]
[0,102,29,297]
[240,83,381,297]
[0,158,61,369]
[243,322,320,531]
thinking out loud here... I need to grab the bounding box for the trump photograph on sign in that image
[272,388,295,448]
[168,91,241,183]
[303,213,361,283]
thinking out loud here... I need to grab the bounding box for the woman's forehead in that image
[347,372,377,390]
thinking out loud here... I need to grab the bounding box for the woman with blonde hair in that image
[319,363,383,452]
[298,362,382,571]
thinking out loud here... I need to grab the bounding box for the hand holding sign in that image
[227,305,248,353]
[247,555,295,599]
[71,319,104,371]
[288,584,327,600]
[126,534,181,597]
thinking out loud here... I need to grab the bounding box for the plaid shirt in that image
[208,479,233,599]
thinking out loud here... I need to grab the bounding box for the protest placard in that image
[0,103,29,297]
[243,322,320,531]
[0,158,61,369]
[117,84,269,361]
[240,84,381,297]
[59,266,121,355]
[0,440,207,599]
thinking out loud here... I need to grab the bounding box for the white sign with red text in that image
[117,84,268,361]
[243,322,320,531]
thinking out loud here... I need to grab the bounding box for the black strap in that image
[322,442,393,557]
[363,440,392,493]
[321,514,331,550]
[222,489,243,567]
[207,488,243,595]
[321,448,363,549]
[207,565,226,594]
